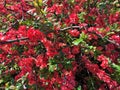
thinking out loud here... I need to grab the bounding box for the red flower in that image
[68,29,80,37]
[46,47,58,57]
[97,55,109,69]
[95,15,105,27]
[27,73,36,85]
[62,47,71,55]
[110,52,119,63]
[83,58,118,89]
[47,33,54,39]
[109,12,120,24]
[18,58,34,69]
[27,29,44,42]
[17,25,27,37]
[69,13,79,24]
[42,39,58,57]
[61,71,76,90]
[47,4,63,15]
[110,35,120,44]
[35,54,48,69]
[71,45,80,54]
[105,44,115,51]
[55,5,63,15]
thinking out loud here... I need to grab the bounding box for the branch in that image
[0,37,28,45]
[91,31,120,47]
[0,87,5,89]
[60,25,120,47]
[60,26,82,31]
[3,27,12,35]
[106,39,120,47]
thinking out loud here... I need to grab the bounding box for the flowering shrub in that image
[0,0,120,90]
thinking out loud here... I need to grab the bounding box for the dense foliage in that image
[0,0,120,90]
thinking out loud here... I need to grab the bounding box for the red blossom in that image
[17,25,27,37]
[27,73,36,85]
[62,47,74,59]
[83,57,118,89]
[27,29,44,42]
[35,54,48,69]
[71,45,80,54]
[97,55,109,69]
[69,13,79,24]
[110,35,120,44]
[68,29,80,37]
[18,58,34,68]
[109,12,120,24]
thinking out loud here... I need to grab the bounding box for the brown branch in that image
[0,37,28,45]
[60,25,120,47]
[91,31,120,47]
[106,39,120,47]
[3,27,12,35]
[0,87,5,89]
[60,26,82,31]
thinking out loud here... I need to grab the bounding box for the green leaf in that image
[111,63,120,71]
[37,0,43,6]
[49,64,57,72]
[78,12,86,22]
[98,2,106,10]
[76,86,81,90]
[72,32,87,45]
[21,20,33,26]
[72,38,83,45]
[16,83,22,90]
[0,79,3,84]
[48,59,57,72]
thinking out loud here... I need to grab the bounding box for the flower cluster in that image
[97,54,109,69]
[83,56,118,89]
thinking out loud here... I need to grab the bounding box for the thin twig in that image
[91,31,120,47]
[3,0,16,18]
[20,1,25,22]
[0,87,5,89]
[60,26,82,31]
[87,70,95,90]
[3,27,12,35]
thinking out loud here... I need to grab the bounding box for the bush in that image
[0,0,120,90]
